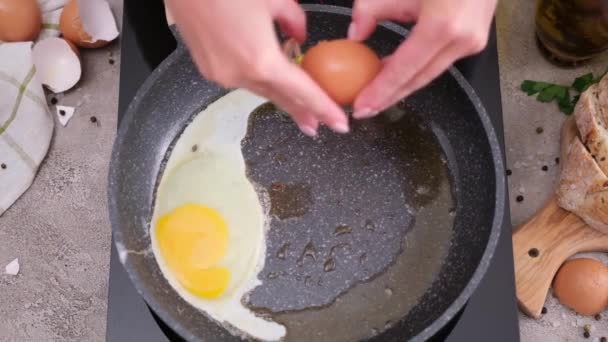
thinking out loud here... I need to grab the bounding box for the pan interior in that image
[109,6,499,342]
[239,102,454,341]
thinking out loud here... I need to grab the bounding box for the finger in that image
[270,0,307,43]
[246,81,320,137]
[348,0,417,41]
[267,59,349,133]
[399,37,488,100]
[368,42,464,113]
[352,18,452,117]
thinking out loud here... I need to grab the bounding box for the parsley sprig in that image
[520,69,607,115]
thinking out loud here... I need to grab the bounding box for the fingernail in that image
[353,108,377,119]
[347,23,357,40]
[333,121,350,134]
[300,125,317,137]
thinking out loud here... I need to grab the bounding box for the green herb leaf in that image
[520,67,606,116]
[537,85,567,102]
[521,80,551,96]
[572,73,594,92]
[558,90,574,115]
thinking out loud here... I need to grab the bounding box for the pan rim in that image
[108,4,505,342]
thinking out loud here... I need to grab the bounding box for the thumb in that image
[348,0,418,41]
[270,0,307,43]
[348,2,378,41]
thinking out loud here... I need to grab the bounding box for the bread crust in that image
[556,78,608,234]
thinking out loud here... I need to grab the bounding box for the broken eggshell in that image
[32,37,81,93]
[5,258,19,276]
[56,105,75,126]
[60,0,119,48]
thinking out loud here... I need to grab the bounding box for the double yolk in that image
[156,204,230,299]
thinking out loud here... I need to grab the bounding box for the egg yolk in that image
[156,204,230,299]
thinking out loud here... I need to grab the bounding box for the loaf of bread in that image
[556,79,608,234]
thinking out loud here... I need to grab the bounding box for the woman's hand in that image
[166,0,349,136]
[348,0,498,119]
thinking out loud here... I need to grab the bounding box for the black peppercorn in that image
[516,195,524,202]
[90,116,97,123]
[600,337,606,342]
[555,157,560,164]
[541,307,547,314]
[59,109,66,116]
[506,169,512,176]
[583,331,590,339]
[50,97,58,105]
[541,165,548,171]
[536,126,544,134]
[595,314,602,321]
[109,59,115,65]
[1,163,5,169]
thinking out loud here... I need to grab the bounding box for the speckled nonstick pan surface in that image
[108,5,504,342]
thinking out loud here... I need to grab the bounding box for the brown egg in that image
[0,0,41,42]
[301,39,381,106]
[553,258,608,316]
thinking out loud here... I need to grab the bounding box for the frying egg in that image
[151,89,285,341]
[0,0,41,42]
[301,39,381,106]
[552,257,608,316]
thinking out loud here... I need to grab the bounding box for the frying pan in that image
[108,5,504,342]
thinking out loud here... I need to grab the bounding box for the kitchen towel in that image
[0,0,67,215]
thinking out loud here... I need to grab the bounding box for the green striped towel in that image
[0,1,70,215]
[0,42,54,216]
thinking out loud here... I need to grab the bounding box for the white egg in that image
[151,90,285,341]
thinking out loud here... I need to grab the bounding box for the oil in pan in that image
[241,102,454,342]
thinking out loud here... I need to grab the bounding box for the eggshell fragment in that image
[0,0,42,42]
[56,105,75,126]
[60,0,119,48]
[301,39,381,106]
[5,258,19,275]
[32,37,82,93]
[552,258,608,316]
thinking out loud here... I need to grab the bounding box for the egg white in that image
[151,89,285,341]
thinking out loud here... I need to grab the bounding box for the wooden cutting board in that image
[513,196,608,318]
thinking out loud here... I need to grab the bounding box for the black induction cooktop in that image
[106,1,520,341]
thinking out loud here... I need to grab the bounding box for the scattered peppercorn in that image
[555,157,560,164]
[602,157,606,162]
[109,59,115,65]
[600,337,606,342]
[541,165,548,171]
[50,97,58,105]
[90,116,97,123]
[541,307,547,314]
[516,195,524,202]
[506,169,512,176]
[1,163,6,169]
[191,145,198,152]
[584,331,590,339]
[595,314,602,321]
[536,126,544,134]
[59,109,66,116]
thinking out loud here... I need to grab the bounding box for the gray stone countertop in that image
[498,0,608,341]
[1,0,607,341]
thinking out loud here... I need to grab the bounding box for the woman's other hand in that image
[348,0,498,119]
